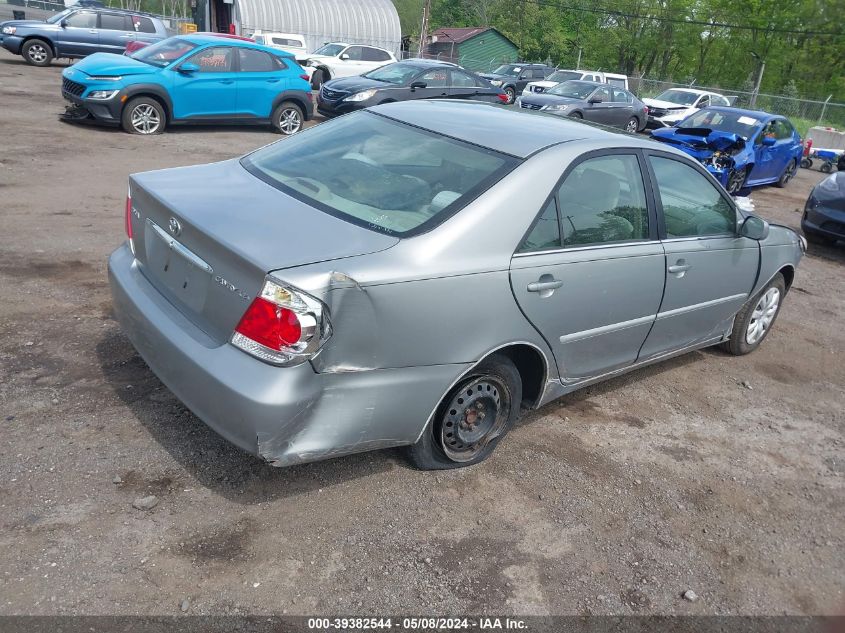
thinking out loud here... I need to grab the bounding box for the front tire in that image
[121,97,165,135]
[722,273,786,356]
[776,159,797,187]
[726,166,750,195]
[407,354,522,470]
[272,101,303,135]
[22,39,53,66]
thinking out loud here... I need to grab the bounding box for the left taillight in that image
[231,278,332,366]
[497,93,509,103]
[125,189,135,255]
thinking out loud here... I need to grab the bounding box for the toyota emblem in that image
[168,217,182,236]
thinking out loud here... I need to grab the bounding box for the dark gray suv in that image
[478,63,555,104]
[0,7,167,66]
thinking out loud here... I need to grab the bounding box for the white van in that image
[251,32,308,59]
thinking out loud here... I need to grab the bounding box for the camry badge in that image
[168,217,182,237]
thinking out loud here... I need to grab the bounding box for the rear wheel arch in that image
[271,91,310,119]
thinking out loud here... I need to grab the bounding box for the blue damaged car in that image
[60,34,313,135]
[651,107,803,195]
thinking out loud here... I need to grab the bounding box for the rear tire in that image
[776,158,797,187]
[22,39,53,66]
[407,354,522,470]
[310,69,326,90]
[271,101,303,135]
[569,111,583,119]
[625,116,639,133]
[721,273,786,356]
[821,162,833,174]
[121,97,165,135]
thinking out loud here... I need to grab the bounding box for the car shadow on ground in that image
[94,328,399,505]
[804,239,845,265]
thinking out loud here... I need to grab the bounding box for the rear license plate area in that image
[144,219,212,313]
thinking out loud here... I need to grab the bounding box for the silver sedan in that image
[108,100,805,469]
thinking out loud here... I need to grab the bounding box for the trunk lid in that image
[129,159,398,344]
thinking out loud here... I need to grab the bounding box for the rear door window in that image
[99,13,129,30]
[362,47,391,62]
[238,48,276,72]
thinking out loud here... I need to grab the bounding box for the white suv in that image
[303,43,397,89]
[643,88,732,128]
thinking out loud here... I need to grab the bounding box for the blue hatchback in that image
[60,34,313,135]
[651,107,804,195]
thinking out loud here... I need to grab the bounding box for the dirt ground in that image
[0,53,843,618]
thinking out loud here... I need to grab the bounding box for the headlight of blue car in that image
[87,90,120,100]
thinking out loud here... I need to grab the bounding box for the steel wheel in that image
[130,103,162,134]
[277,107,302,134]
[625,117,639,133]
[439,376,511,463]
[27,43,48,64]
[745,287,780,345]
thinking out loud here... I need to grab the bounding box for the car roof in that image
[401,58,459,67]
[703,105,778,122]
[370,100,649,159]
[663,87,710,95]
[179,33,273,49]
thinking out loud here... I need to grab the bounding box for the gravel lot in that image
[1,54,843,618]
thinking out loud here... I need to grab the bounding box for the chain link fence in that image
[399,50,529,73]
[632,78,845,136]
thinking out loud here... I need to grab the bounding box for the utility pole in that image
[417,0,431,57]
[750,52,765,108]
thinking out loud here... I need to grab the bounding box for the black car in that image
[316,60,506,117]
[802,171,845,245]
[478,63,555,104]
[517,80,649,132]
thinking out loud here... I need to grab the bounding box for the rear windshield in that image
[655,89,699,105]
[242,112,517,236]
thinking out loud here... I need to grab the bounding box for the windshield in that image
[654,89,700,105]
[242,112,517,237]
[46,8,73,23]
[131,37,198,66]
[677,108,762,140]
[364,63,425,85]
[492,65,521,77]
[313,43,344,56]
[548,81,596,99]
[546,70,581,83]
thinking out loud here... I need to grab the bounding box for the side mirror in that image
[740,215,770,241]
[409,80,426,90]
[178,62,200,73]
[60,18,69,27]
[761,136,776,146]
[340,53,350,60]
[588,96,603,104]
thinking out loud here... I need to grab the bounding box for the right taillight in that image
[231,278,331,366]
[125,189,135,255]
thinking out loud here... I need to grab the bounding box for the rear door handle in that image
[266,78,280,83]
[527,279,563,292]
[220,79,234,84]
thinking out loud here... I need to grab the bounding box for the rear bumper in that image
[108,243,464,466]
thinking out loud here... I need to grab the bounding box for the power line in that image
[520,0,845,37]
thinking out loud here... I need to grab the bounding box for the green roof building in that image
[426,27,518,72]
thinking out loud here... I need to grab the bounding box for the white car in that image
[523,69,629,95]
[251,32,308,59]
[303,42,397,89]
[643,88,732,128]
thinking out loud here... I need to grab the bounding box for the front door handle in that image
[220,79,234,84]
[527,279,563,293]
[266,78,280,83]
[668,263,691,274]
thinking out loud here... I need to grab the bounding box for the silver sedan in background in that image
[108,100,804,470]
